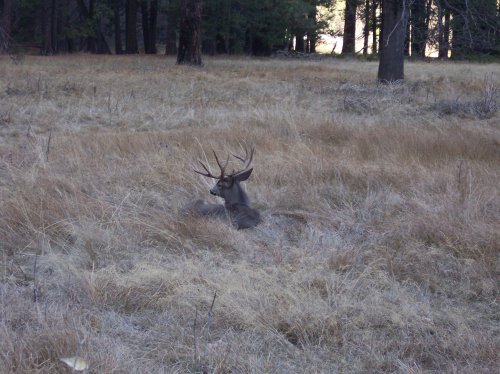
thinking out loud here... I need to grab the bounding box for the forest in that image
[1,0,499,60]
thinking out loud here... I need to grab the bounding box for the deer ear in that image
[234,168,253,182]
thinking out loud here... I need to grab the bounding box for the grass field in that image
[0,55,498,373]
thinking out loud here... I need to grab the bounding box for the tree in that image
[377,0,409,82]
[290,1,318,53]
[434,0,451,59]
[114,0,123,54]
[177,0,202,65]
[125,0,138,53]
[41,0,57,54]
[342,0,358,54]
[202,0,232,55]
[75,0,111,54]
[410,0,430,57]
[372,0,379,54]
[165,0,180,55]
[448,0,498,58]
[1,0,13,51]
[362,0,370,55]
[141,0,158,54]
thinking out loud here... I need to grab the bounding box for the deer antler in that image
[231,146,254,177]
[193,150,229,179]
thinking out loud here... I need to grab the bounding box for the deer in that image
[184,146,261,230]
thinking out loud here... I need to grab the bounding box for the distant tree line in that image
[0,0,498,59]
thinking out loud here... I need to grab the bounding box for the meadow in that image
[0,55,498,373]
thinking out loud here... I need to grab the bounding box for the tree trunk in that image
[141,0,158,54]
[342,0,358,54]
[177,0,202,65]
[2,0,12,51]
[41,0,54,54]
[141,1,151,53]
[149,0,158,54]
[308,6,317,53]
[245,28,253,55]
[306,32,316,53]
[295,30,305,52]
[410,0,427,57]
[41,0,48,54]
[114,0,123,54]
[165,2,178,55]
[371,0,378,54]
[378,0,407,82]
[50,0,57,53]
[86,0,96,52]
[125,0,138,53]
[96,15,111,54]
[363,0,370,55]
[404,14,410,56]
[439,6,450,59]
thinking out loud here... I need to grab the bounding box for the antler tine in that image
[231,146,254,174]
[212,150,229,178]
[193,149,231,180]
[233,146,254,168]
[193,160,219,179]
[231,149,246,163]
[245,147,254,169]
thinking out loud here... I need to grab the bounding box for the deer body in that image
[188,147,261,229]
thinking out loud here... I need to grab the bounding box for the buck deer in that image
[184,147,261,229]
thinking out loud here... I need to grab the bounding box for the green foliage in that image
[202,0,324,55]
[68,1,114,42]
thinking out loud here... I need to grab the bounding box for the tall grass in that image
[0,55,499,373]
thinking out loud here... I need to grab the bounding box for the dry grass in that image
[0,55,499,373]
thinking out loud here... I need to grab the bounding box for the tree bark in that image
[308,6,318,53]
[41,0,48,54]
[177,0,202,65]
[371,0,378,54]
[125,0,138,53]
[410,0,427,57]
[41,0,55,54]
[295,30,305,52]
[2,0,12,51]
[96,14,111,54]
[87,0,96,52]
[165,1,178,55]
[404,13,410,56]
[114,0,123,54]
[50,0,57,53]
[363,0,370,55]
[149,0,158,54]
[377,0,408,82]
[141,0,151,53]
[439,5,450,59]
[342,0,358,54]
[141,0,158,54]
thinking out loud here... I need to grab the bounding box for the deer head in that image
[194,147,255,206]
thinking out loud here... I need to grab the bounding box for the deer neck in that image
[224,182,250,208]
